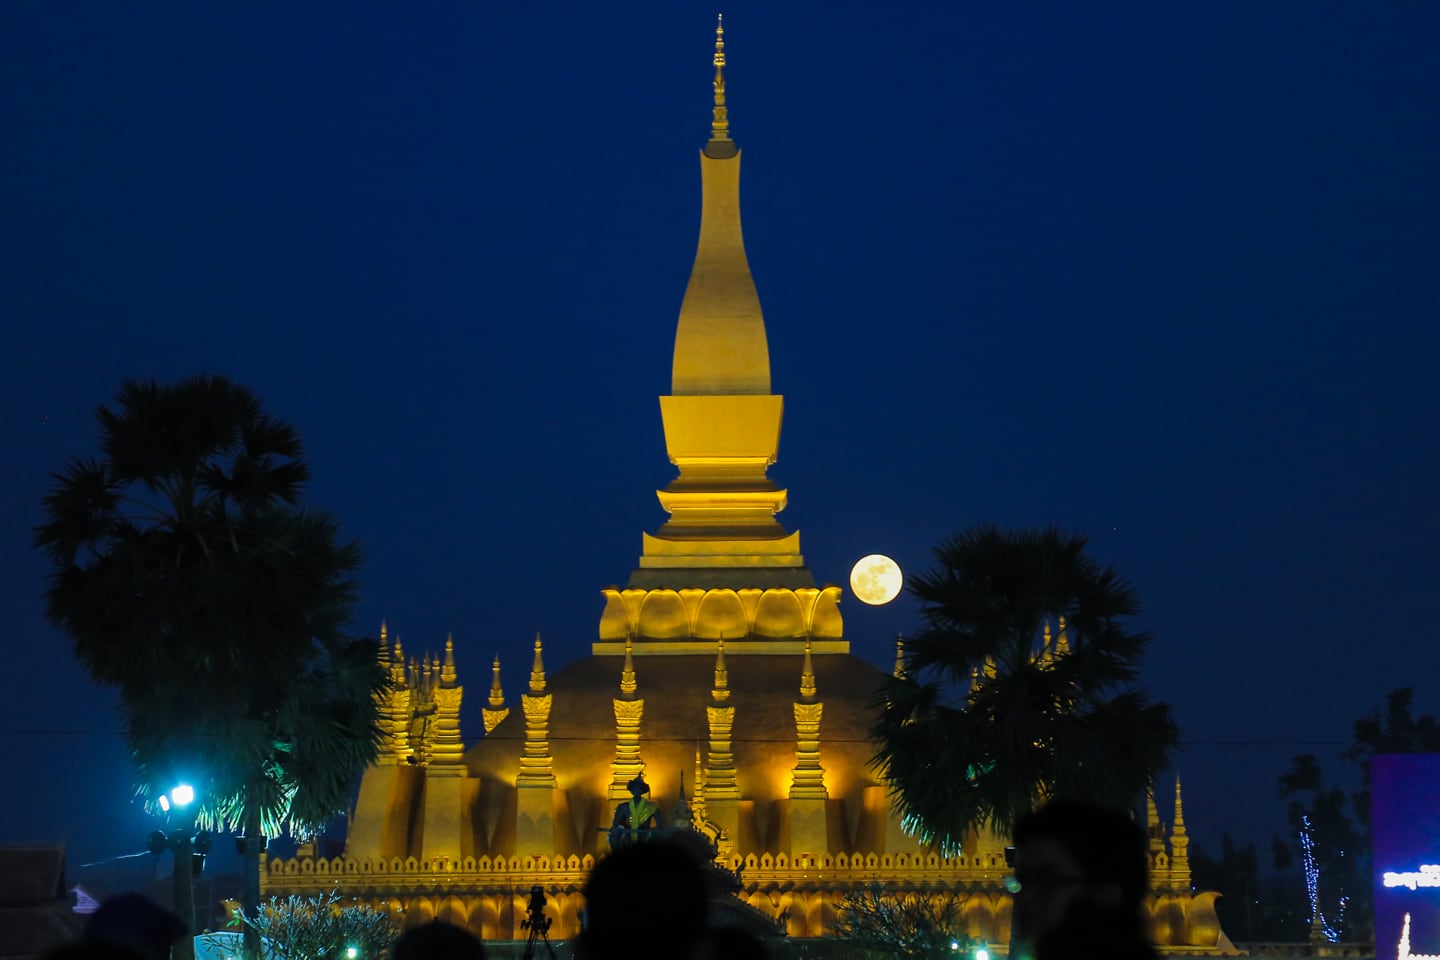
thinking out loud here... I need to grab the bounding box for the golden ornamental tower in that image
[298,26,1232,954]
[482,654,509,734]
[599,16,843,653]
[608,640,646,799]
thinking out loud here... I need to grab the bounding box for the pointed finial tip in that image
[706,12,734,153]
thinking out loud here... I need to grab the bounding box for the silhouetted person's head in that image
[1010,800,1151,958]
[578,837,708,960]
[392,920,485,960]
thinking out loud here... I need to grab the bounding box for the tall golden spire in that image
[671,13,768,393]
[1171,774,1191,887]
[609,637,645,798]
[630,16,810,594]
[709,14,731,150]
[893,635,905,679]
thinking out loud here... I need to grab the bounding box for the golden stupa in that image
[263,22,1226,953]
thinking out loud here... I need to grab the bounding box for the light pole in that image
[146,784,210,960]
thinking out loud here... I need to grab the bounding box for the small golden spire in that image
[529,632,546,693]
[1173,774,1186,833]
[1146,784,1166,852]
[441,633,457,685]
[800,638,816,699]
[1056,615,1070,656]
[489,654,505,707]
[391,637,406,682]
[712,638,730,701]
[709,14,731,146]
[893,635,905,679]
[620,638,637,696]
[380,619,388,643]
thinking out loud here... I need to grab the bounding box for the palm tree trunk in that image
[242,807,263,960]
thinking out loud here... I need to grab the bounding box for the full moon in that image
[849,554,903,606]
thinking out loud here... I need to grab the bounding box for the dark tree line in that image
[1191,688,1440,944]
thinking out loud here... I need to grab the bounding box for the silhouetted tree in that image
[1275,687,1440,943]
[35,376,386,959]
[872,525,1178,851]
[1346,688,1440,827]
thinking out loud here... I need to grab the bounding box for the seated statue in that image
[607,775,662,849]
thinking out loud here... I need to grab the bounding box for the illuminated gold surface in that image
[306,28,1225,949]
[709,15,730,149]
[598,585,844,648]
[482,654,508,734]
[517,636,555,787]
[629,30,828,602]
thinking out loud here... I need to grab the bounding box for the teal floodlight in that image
[170,784,195,808]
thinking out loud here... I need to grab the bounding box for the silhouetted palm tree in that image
[35,375,386,958]
[872,525,1178,852]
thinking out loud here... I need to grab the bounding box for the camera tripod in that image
[521,886,556,960]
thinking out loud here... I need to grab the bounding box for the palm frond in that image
[878,523,1181,841]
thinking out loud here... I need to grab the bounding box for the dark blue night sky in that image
[3,2,1438,874]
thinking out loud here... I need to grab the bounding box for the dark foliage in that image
[872,525,1178,850]
[35,376,389,957]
